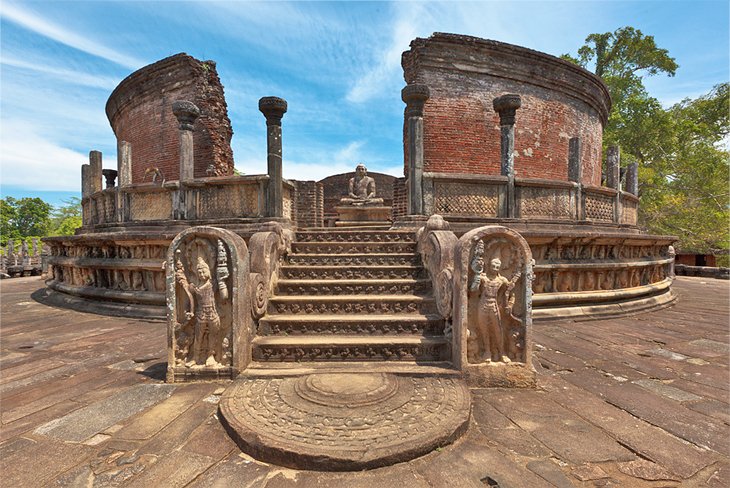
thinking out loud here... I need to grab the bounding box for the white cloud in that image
[1,56,119,90]
[1,2,144,69]
[346,3,429,103]
[0,121,93,191]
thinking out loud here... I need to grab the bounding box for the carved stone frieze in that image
[166,226,250,382]
[279,266,423,280]
[286,254,420,266]
[269,298,434,315]
[254,343,447,362]
[259,319,444,336]
[295,232,414,243]
[433,181,499,216]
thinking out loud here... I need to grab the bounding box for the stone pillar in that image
[493,94,521,219]
[401,84,430,215]
[625,162,639,196]
[259,97,288,219]
[568,137,583,220]
[81,164,91,199]
[102,169,118,189]
[606,146,621,190]
[606,145,621,222]
[172,101,201,183]
[117,141,132,187]
[89,151,103,195]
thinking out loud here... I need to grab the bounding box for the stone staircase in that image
[250,229,451,369]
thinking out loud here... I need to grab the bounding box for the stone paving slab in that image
[0,276,728,487]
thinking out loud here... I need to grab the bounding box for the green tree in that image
[1,198,21,244]
[50,197,82,236]
[0,197,52,241]
[562,26,678,166]
[640,84,729,255]
[564,28,729,259]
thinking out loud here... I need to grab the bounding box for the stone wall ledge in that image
[47,256,166,271]
[534,258,673,270]
[534,287,676,321]
[46,279,165,305]
[533,278,671,306]
[515,177,578,189]
[583,185,618,197]
[423,172,508,184]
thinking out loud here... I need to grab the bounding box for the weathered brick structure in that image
[402,33,608,186]
[106,53,235,183]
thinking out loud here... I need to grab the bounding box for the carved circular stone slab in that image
[219,373,471,471]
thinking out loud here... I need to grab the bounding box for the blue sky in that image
[1,0,728,208]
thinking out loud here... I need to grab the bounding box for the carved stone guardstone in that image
[166,226,251,382]
[453,225,535,387]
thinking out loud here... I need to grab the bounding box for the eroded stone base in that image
[463,362,536,388]
[219,372,470,470]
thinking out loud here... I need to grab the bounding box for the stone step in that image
[251,335,450,362]
[279,265,425,280]
[258,314,445,336]
[286,253,421,266]
[267,295,437,315]
[275,279,431,296]
[241,361,458,376]
[291,241,417,255]
[295,230,415,243]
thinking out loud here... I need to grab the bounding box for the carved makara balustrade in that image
[416,215,457,334]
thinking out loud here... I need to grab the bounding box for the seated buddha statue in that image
[339,164,384,206]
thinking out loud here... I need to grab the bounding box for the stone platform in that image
[219,372,470,470]
[1,276,728,486]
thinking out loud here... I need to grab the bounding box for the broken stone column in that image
[606,145,621,222]
[606,146,621,190]
[625,162,639,196]
[568,137,583,220]
[493,94,521,219]
[117,141,132,187]
[259,97,288,219]
[89,151,103,195]
[402,84,430,216]
[81,164,91,199]
[172,101,201,183]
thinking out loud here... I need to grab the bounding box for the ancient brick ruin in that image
[106,54,235,183]
[41,33,677,470]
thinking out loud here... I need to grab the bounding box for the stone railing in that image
[421,173,638,226]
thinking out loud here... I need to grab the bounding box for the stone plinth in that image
[335,205,391,227]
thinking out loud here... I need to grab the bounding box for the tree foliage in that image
[563,27,728,257]
[1,197,52,244]
[1,196,82,246]
[49,198,82,237]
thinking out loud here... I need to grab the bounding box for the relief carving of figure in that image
[340,164,384,206]
[174,249,226,368]
[468,240,520,363]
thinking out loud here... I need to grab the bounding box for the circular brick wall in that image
[402,33,611,186]
[106,53,235,183]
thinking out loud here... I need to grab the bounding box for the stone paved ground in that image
[1,276,728,487]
